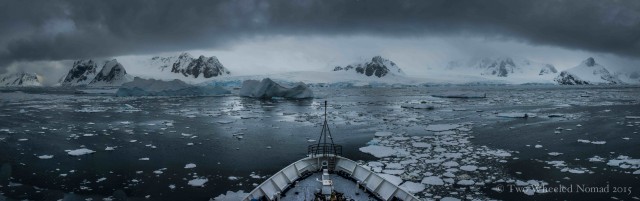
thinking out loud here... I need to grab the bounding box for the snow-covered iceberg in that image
[239,78,313,99]
[116,77,230,97]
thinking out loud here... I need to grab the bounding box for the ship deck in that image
[280,172,378,201]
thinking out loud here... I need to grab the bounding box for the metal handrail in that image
[308,143,342,157]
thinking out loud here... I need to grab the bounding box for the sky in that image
[1,0,639,84]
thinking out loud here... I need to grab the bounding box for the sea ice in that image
[426,124,461,132]
[37,155,53,159]
[379,174,403,185]
[67,148,95,156]
[213,190,248,201]
[359,145,396,158]
[184,163,197,169]
[456,180,475,185]
[460,165,478,171]
[421,176,444,185]
[399,181,426,193]
[187,178,208,187]
[374,131,393,137]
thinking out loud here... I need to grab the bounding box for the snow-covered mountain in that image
[90,59,134,85]
[150,53,230,79]
[447,56,558,78]
[61,60,100,86]
[554,57,622,85]
[0,72,42,87]
[61,59,133,86]
[333,56,406,78]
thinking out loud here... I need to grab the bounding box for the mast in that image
[308,101,341,158]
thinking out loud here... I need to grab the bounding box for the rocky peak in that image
[583,57,596,67]
[61,59,99,86]
[333,56,405,78]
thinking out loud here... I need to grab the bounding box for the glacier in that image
[116,77,230,97]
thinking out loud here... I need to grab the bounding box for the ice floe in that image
[37,155,54,159]
[66,148,95,156]
[425,124,461,132]
[213,190,248,201]
[184,163,197,169]
[187,178,208,187]
[359,145,397,158]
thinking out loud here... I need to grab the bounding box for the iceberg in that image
[239,78,313,99]
[116,77,230,97]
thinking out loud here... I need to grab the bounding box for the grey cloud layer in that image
[1,0,639,68]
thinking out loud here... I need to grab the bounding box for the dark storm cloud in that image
[0,0,639,69]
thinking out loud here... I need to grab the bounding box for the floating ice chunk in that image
[443,153,463,158]
[38,155,53,159]
[456,180,475,185]
[374,131,393,137]
[497,113,535,118]
[382,169,405,175]
[67,148,95,156]
[626,116,640,119]
[590,141,606,145]
[534,144,543,148]
[460,165,478,171]
[187,178,208,187]
[442,161,459,167]
[577,139,591,143]
[217,120,234,124]
[411,142,431,148]
[487,150,512,157]
[169,184,176,190]
[213,190,249,201]
[634,170,640,175]
[441,197,461,201]
[105,146,116,151]
[359,145,396,158]
[548,152,563,156]
[379,174,402,185]
[399,181,425,193]
[228,176,239,180]
[386,163,403,169]
[184,163,197,169]
[547,161,566,167]
[565,169,585,174]
[368,161,384,167]
[607,155,640,168]
[139,158,150,161]
[589,156,605,162]
[426,124,461,132]
[18,138,28,141]
[421,176,444,185]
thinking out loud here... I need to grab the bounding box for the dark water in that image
[0,85,639,200]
